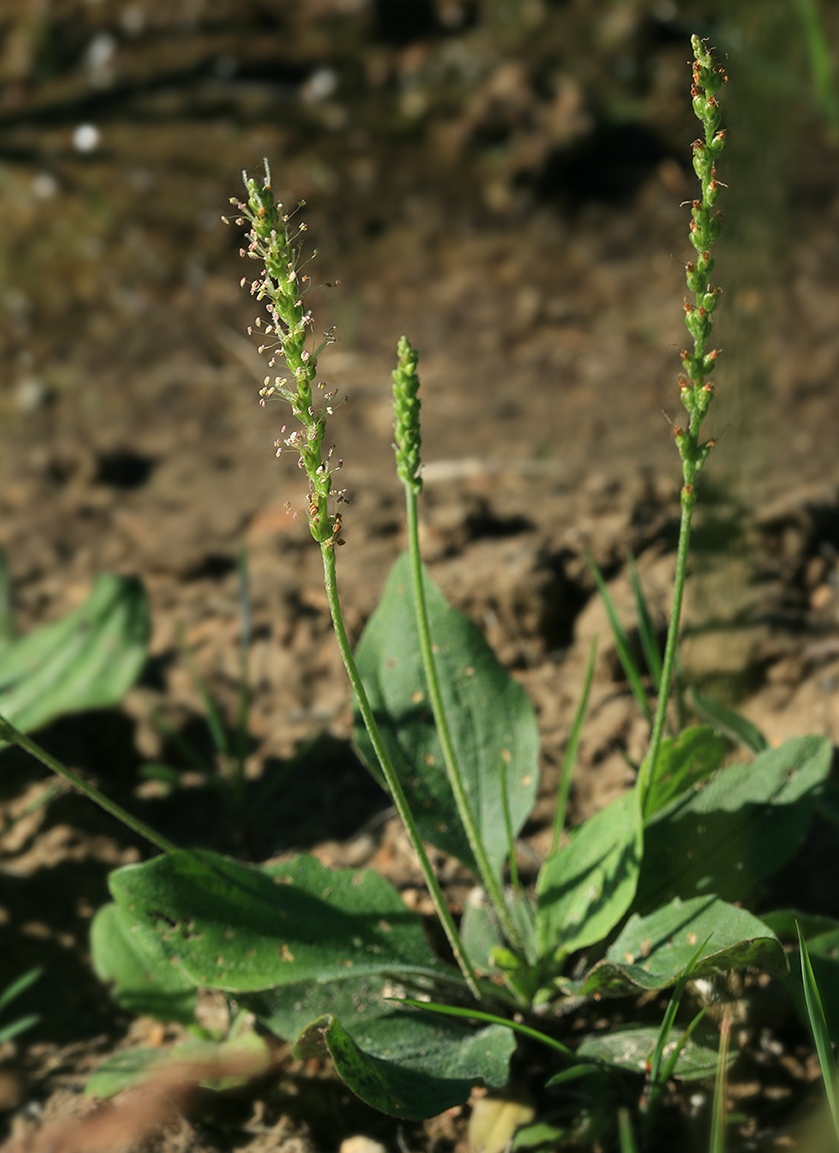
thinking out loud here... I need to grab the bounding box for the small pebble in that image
[339,1138,388,1153]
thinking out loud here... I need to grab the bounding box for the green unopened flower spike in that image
[227,158,339,546]
[392,335,423,495]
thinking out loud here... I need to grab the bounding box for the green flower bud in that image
[392,336,423,495]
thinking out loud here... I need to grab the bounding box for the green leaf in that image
[300,1009,514,1120]
[246,972,515,1119]
[792,926,839,1044]
[107,850,454,992]
[797,923,839,1141]
[354,553,539,880]
[86,1048,174,1099]
[635,736,833,914]
[687,687,768,753]
[0,966,42,1015]
[759,909,839,942]
[577,897,786,997]
[85,1031,271,1099]
[90,903,198,1025]
[536,789,643,959]
[642,726,726,820]
[0,574,149,743]
[0,1014,40,1043]
[577,1024,727,1080]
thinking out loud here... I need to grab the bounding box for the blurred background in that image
[0,0,837,785]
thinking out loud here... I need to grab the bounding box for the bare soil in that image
[2,2,839,1150]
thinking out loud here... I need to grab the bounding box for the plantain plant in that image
[2,37,834,1148]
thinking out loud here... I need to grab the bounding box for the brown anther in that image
[673,426,684,438]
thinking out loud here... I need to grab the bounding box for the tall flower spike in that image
[227,159,336,545]
[676,36,727,487]
[392,336,423,495]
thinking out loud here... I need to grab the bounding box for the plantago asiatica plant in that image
[3,37,836,1147]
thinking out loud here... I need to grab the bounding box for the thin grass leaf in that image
[585,554,651,724]
[0,966,42,1015]
[797,921,839,1142]
[627,553,662,691]
[687,687,768,753]
[709,1015,730,1153]
[0,548,14,647]
[795,0,839,134]
[648,936,710,1088]
[545,1064,601,1088]
[0,1013,40,1043]
[148,707,211,776]
[234,545,251,781]
[661,1006,710,1085]
[396,998,574,1058]
[177,625,229,757]
[551,635,597,853]
[618,1108,639,1153]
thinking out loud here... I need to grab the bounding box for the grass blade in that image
[797,921,839,1143]
[396,998,574,1058]
[585,554,651,724]
[0,966,42,1015]
[234,544,252,782]
[618,1108,639,1153]
[177,625,230,757]
[687,687,768,753]
[551,635,597,853]
[627,553,662,691]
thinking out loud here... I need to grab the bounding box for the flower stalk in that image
[232,164,481,999]
[641,37,727,809]
[393,338,525,955]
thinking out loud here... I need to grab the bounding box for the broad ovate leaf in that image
[0,574,149,742]
[577,896,786,997]
[246,975,514,1120]
[107,849,453,992]
[635,736,832,913]
[642,725,726,819]
[354,553,539,880]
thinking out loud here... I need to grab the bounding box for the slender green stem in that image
[404,492,524,953]
[0,715,177,853]
[638,489,694,812]
[319,543,482,1000]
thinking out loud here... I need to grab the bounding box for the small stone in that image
[339,1138,388,1153]
[810,583,834,612]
